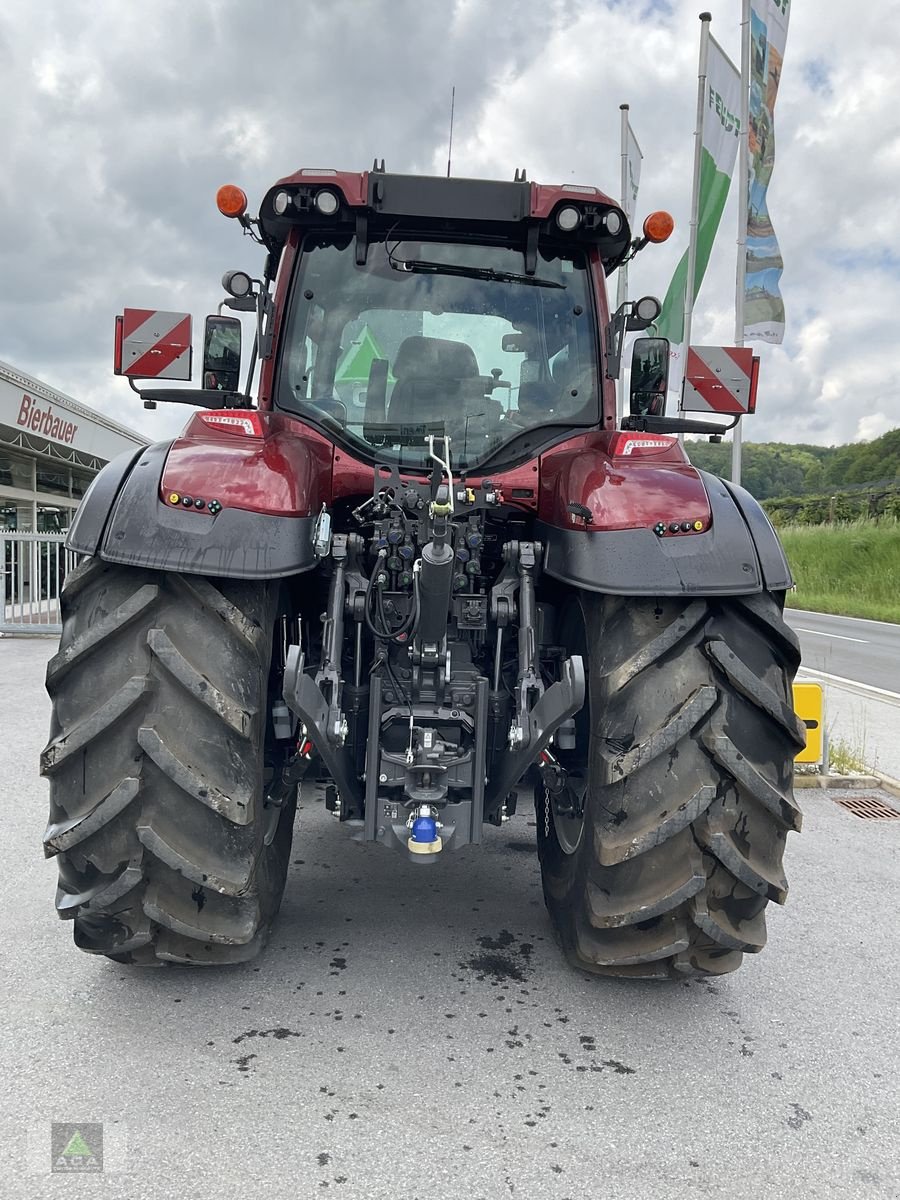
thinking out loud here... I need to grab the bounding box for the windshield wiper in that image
[392,258,565,289]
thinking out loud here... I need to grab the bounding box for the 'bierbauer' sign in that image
[1,358,147,463]
[16,394,78,444]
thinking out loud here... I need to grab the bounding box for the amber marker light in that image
[216,184,248,219]
[643,211,675,244]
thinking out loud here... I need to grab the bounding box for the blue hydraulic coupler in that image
[411,815,438,843]
[408,811,443,859]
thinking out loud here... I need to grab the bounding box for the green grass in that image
[828,735,869,776]
[779,519,900,623]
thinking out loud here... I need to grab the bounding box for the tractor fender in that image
[536,469,793,597]
[66,444,146,557]
[720,476,793,591]
[67,440,318,580]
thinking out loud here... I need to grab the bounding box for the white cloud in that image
[855,412,894,443]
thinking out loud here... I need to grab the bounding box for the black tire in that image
[537,591,804,979]
[41,558,296,965]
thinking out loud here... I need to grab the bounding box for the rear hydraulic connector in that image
[408,804,443,861]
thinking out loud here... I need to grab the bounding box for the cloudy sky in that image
[1,0,898,448]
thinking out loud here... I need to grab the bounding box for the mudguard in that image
[537,469,793,597]
[66,444,145,556]
[721,476,793,591]
[67,440,318,579]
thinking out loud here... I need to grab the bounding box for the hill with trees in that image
[684,428,900,511]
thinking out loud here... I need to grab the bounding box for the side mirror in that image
[629,337,669,417]
[203,315,242,392]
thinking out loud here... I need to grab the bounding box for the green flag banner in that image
[655,33,742,389]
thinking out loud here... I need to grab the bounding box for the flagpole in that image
[681,12,713,422]
[732,0,751,485]
[616,103,630,426]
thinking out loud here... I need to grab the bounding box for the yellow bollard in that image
[793,682,824,766]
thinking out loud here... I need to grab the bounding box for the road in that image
[1,636,899,1200]
[786,608,900,695]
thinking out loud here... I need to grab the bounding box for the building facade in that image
[1,359,148,532]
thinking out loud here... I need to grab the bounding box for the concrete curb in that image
[872,769,900,800]
[794,773,881,791]
[794,769,900,796]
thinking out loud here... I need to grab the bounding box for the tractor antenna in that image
[446,85,456,178]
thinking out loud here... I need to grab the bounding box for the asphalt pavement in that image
[1,636,899,1200]
[785,607,900,778]
[786,608,900,695]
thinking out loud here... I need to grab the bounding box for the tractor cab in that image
[255,168,634,471]
[274,232,601,473]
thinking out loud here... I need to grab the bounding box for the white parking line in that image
[785,608,900,630]
[798,667,900,705]
[795,627,868,644]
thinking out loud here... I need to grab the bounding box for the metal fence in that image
[1,533,77,636]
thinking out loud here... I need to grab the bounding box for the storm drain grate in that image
[834,795,900,820]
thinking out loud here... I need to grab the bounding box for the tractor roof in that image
[258,167,631,275]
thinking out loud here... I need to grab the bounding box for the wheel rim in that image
[551,774,587,856]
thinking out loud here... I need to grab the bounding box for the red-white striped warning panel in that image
[114,309,193,380]
[681,346,759,415]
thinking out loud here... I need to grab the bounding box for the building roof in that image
[1,358,148,469]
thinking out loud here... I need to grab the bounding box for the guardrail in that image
[1,532,77,636]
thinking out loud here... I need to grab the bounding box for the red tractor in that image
[41,164,804,976]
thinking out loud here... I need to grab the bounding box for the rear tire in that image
[41,558,295,965]
[537,591,804,979]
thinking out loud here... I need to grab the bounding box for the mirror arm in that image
[605,310,626,380]
[606,300,659,380]
[622,413,740,437]
[622,235,649,264]
[238,214,266,246]
[223,296,256,313]
[128,378,252,411]
[243,336,259,397]
[259,287,275,359]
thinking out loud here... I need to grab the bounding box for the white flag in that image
[623,120,642,224]
[616,108,644,419]
[656,32,742,398]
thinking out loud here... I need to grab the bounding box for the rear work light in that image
[556,206,582,232]
[634,295,662,322]
[314,189,340,215]
[222,270,252,298]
